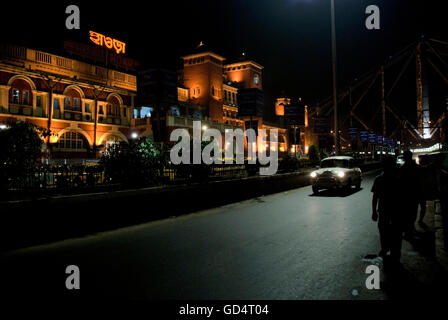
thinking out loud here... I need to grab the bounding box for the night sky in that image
[0,1,445,116]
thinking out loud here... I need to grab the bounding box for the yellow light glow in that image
[304,105,308,127]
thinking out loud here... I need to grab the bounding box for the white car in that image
[396,155,405,167]
[310,156,362,194]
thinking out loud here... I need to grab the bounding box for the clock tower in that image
[223,61,263,90]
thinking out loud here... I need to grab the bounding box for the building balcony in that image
[223,100,238,108]
[0,103,45,118]
[63,110,85,122]
[98,116,129,126]
[0,44,137,92]
[167,115,243,133]
[132,117,151,127]
[8,104,33,116]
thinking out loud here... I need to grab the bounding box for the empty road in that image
[1,173,443,302]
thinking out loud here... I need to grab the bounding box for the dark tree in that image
[100,135,165,187]
[0,122,46,190]
[308,144,320,165]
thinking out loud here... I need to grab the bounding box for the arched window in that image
[192,111,202,120]
[55,131,88,151]
[64,88,82,112]
[106,96,120,117]
[171,106,180,117]
[9,79,33,105]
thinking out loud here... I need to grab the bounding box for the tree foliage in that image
[171,137,216,182]
[100,135,165,187]
[308,144,320,165]
[0,122,45,189]
[278,154,301,172]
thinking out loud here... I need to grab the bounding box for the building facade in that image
[1,42,292,161]
[175,50,288,153]
[0,44,138,161]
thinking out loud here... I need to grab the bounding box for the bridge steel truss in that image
[310,38,448,149]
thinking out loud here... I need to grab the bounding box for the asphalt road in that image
[0,173,441,301]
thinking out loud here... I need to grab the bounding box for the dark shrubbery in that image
[0,122,47,190]
[169,138,216,182]
[278,155,301,172]
[308,144,320,165]
[100,136,165,187]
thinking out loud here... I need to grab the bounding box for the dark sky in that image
[0,0,445,111]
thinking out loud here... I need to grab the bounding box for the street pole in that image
[46,78,54,161]
[93,87,99,157]
[381,66,386,159]
[294,125,297,158]
[47,78,53,132]
[330,0,340,155]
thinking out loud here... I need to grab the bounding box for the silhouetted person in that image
[399,150,420,240]
[372,157,401,261]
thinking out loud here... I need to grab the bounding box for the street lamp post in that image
[330,0,340,155]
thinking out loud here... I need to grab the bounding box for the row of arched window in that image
[54,131,125,152]
[7,77,124,117]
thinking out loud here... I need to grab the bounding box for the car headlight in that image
[310,171,317,178]
[337,171,345,178]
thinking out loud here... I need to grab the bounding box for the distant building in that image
[275,97,290,117]
[224,60,263,91]
[174,48,288,153]
[135,68,178,141]
[238,88,264,118]
[274,94,311,155]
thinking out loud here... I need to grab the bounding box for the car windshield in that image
[321,159,349,168]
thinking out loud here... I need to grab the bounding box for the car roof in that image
[322,156,353,161]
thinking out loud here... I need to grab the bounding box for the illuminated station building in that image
[135,47,289,154]
[274,95,310,155]
[0,41,139,161]
[1,36,297,161]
